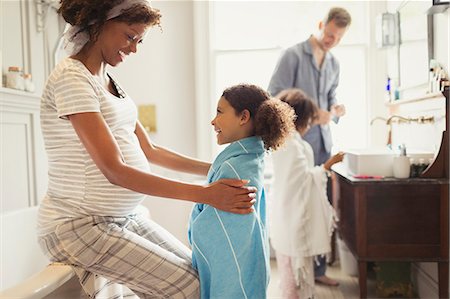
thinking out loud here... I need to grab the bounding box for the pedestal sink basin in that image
[343,148,434,177]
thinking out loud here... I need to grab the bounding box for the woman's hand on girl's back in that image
[205,179,257,214]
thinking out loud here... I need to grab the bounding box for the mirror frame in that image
[395,0,434,94]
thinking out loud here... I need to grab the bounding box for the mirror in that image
[394,1,432,97]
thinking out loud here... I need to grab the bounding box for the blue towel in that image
[188,136,270,299]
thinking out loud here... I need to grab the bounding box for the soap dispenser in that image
[393,144,410,178]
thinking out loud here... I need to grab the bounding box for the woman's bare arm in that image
[68,112,255,214]
[134,121,210,176]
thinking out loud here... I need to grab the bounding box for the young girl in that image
[189,84,295,299]
[270,88,344,299]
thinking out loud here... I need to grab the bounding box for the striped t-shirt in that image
[37,58,150,236]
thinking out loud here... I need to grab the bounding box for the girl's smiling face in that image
[211,97,247,145]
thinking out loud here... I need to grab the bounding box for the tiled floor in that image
[268,258,378,299]
[46,258,378,299]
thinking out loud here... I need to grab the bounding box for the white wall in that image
[111,1,196,156]
[1,1,24,76]
[366,1,391,148]
[110,1,198,245]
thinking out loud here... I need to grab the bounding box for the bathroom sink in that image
[343,148,434,177]
[344,148,394,177]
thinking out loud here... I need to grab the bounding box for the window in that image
[197,1,371,158]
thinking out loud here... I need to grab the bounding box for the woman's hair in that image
[59,0,161,41]
[222,84,295,151]
[276,88,319,130]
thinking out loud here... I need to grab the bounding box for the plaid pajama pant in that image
[38,214,200,299]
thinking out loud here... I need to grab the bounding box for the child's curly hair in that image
[276,88,319,130]
[59,0,161,42]
[222,84,295,151]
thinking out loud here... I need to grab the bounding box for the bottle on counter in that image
[385,77,392,102]
[23,73,35,93]
[409,158,417,178]
[428,68,435,93]
[393,144,410,179]
[6,66,24,90]
[417,158,429,175]
[439,70,448,92]
[435,67,442,92]
[390,78,399,101]
[429,60,439,93]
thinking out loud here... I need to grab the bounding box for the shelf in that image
[0,87,41,110]
[0,87,40,99]
[385,92,445,107]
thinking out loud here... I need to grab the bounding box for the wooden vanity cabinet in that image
[333,167,449,298]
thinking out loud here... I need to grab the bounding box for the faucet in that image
[386,115,435,125]
[370,116,387,126]
[370,115,434,147]
[386,115,410,125]
[370,116,391,147]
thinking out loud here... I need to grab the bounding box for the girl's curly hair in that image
[59,0,161,41]
[222,84,295,151]
[276,88,319,130]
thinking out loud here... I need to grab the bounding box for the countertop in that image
[332,164,449,185]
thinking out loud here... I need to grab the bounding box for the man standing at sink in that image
[268,7,351,287]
